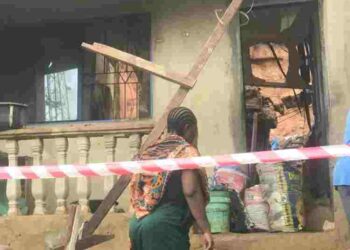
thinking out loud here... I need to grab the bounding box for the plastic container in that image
[206,191,231,233]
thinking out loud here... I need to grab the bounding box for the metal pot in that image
[0,102,28,131]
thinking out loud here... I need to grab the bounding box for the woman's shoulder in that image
[177,145,200,158]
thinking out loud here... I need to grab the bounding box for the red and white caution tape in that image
[1,144,350,180]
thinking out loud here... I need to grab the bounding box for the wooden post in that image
[248,112,258,180]
[65,205,83,250]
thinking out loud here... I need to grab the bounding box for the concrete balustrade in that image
[0,120,153,216]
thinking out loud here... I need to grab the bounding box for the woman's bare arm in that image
[182,169,210,233]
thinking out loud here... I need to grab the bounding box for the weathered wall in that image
[321,0,350,245]
[150,0,246,156]
[321,0,350,144]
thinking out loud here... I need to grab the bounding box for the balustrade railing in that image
[0,120,153,216]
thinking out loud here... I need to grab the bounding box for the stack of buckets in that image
[206,191,231,233]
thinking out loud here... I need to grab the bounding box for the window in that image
[0,14,151,124]
[82,14,151,122]
[86,57,144,121]
[28,13,151,124]
[44,68,79,122]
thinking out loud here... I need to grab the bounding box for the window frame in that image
[43,63,81,123]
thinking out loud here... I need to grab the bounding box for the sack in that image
[230,190,251,233]
[244,185,270,232]
[215,167,248,193]
[257,163,304,232]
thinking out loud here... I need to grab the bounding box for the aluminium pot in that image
[0,102,28,131]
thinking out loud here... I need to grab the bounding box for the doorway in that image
[239,0,331,231]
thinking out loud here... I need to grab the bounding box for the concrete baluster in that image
[55,137,69,214]
[31,138,46,214]
[129,133,142,158]
[77,136,91,213]
[6,140,20,216]
[104,135,117,213]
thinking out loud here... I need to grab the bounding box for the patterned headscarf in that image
[130,107,208,219]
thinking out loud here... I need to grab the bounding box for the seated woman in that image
[129,107,213,250]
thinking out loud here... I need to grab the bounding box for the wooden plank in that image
[64,205,78,247]
[185,0,243,85]
[241,0,313,8]
[81,174,132,238]
[81,42,194,89]
[248,112,258,179]
[66,205,83,250]
[141,0,244,151]
[76,235,114,250]
[245,81,311,89]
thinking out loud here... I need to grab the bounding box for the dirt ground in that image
[0,211,348,250]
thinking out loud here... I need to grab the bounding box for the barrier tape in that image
[1,144,350,180]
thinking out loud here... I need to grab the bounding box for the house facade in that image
[0,0,349,248]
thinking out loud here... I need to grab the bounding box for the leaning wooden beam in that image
[81,175,131,238]
[141,0,244,151]
[65,205,82,250]
[81,42,194,88]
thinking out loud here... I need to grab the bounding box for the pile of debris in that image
[245,86,284,151]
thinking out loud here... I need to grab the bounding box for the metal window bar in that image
[83,60,142,121]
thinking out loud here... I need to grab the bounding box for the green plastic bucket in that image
[206,191,231,233]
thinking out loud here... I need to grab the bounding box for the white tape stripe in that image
[231,153,261,165]
[192,156,218,168]
[274,149,308,162]
[0,144,349,180]
[88,163,113,176]
[322,145,350,157]
[154,159,179,171]
[120,161,141,174]
[58,165,83,178]
[31,166,54,179]
[7,167,26,179]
